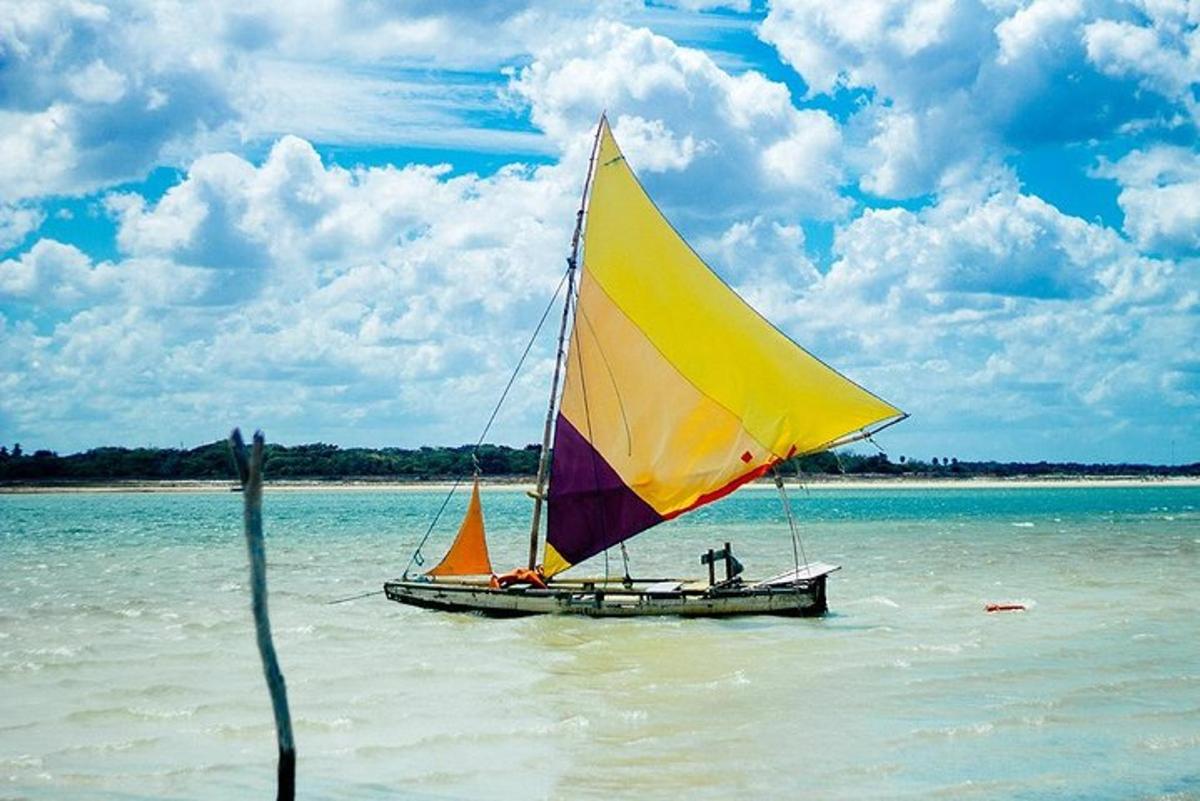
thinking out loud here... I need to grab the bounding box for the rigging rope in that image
[773,467,809,579]
[402,268,570,579]
[793,461,812,498]
[326,589,385,605]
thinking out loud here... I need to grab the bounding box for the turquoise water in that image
[1,485,1198,800]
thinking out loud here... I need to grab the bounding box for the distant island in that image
[1,441,1196,484]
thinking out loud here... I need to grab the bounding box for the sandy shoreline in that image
[3,475,1197,494]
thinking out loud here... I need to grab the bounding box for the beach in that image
[2,483,1198,800]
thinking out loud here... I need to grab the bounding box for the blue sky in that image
[1,0,1197,463]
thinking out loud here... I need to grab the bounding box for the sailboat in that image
[384,116,906,617]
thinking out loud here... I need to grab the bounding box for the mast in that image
[527,116,605,570]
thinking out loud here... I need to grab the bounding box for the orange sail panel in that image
[427,477,493,577]
[542,119,905,577]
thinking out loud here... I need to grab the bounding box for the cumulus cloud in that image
[760,0,1198,200]
[692,216,822,323]
[701,216,819,284]
[0,1,237,198]
[1,134,589,448]
[2,1,1197,462]
[0,1,600,200]
[0,240,104,305]
[995,0,1084,66]
[609,115,705,172]
[832,193,1114,301]
[773,185,1199,458]
[1095,146,1200,256]
[0,204,45,252]
[759,0,983,100]
[1083,7,1200,121]
[103,135,587,309]
[0,238,210,311]
[760,0,997,197]
[510,21,850,219]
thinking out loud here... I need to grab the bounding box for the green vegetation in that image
[0,441,1195,483]
[783,451,1199,478]
[0,441,539,482]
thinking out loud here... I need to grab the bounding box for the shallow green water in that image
[2,486,1198,800]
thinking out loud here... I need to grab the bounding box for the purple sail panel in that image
[547,413,663,567]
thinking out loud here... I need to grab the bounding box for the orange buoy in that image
[986,603,1026,613]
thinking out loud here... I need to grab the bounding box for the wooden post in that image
[229,428,295,801]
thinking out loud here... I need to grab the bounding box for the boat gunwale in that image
[384,577,819,600]
[383,574,829,618]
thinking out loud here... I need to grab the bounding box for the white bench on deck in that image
[751,562,841,588]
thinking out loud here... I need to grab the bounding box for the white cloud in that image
[1095,146,1200,256]
[995,0,1084,66]
[1083,10,1200,120]
[228,0,584,70]
[0,105,79,199]
[0,1,598,200]
[699,215,819,281]
[0,1,237,198]
[854,103,997,199]
[510,21,849,218]
[0,133,588,449]
[0,238,211,311]
[66,58,127,104]
[760,0,1199,200]
[0,204,45,252]
[759,0,980,101]
[609,115,704,172]
[693,215,822,322]
[0,240,113,306]
[760,111,845,193]
[760,0,997,198]
[769,185,1199,459]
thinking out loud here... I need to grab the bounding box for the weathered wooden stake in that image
[229,428,295,801]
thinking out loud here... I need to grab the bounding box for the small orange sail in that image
[427,476,493,577]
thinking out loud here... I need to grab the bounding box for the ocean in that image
[1,484,1198,800]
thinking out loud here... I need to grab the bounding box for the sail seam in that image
[581,270,781,460]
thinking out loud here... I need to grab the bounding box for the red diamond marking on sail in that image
[740,451,753,463]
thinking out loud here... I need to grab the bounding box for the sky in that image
[0,0,1197,464]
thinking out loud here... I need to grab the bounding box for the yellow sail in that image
[543,119,904,576]
[428,476,493,577]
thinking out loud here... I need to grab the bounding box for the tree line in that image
[784,451,1198,478]
[0,441,1195,483]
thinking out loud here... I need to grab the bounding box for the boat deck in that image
[384,565,838,618]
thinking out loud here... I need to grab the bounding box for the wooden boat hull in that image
[383,575,829,618]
